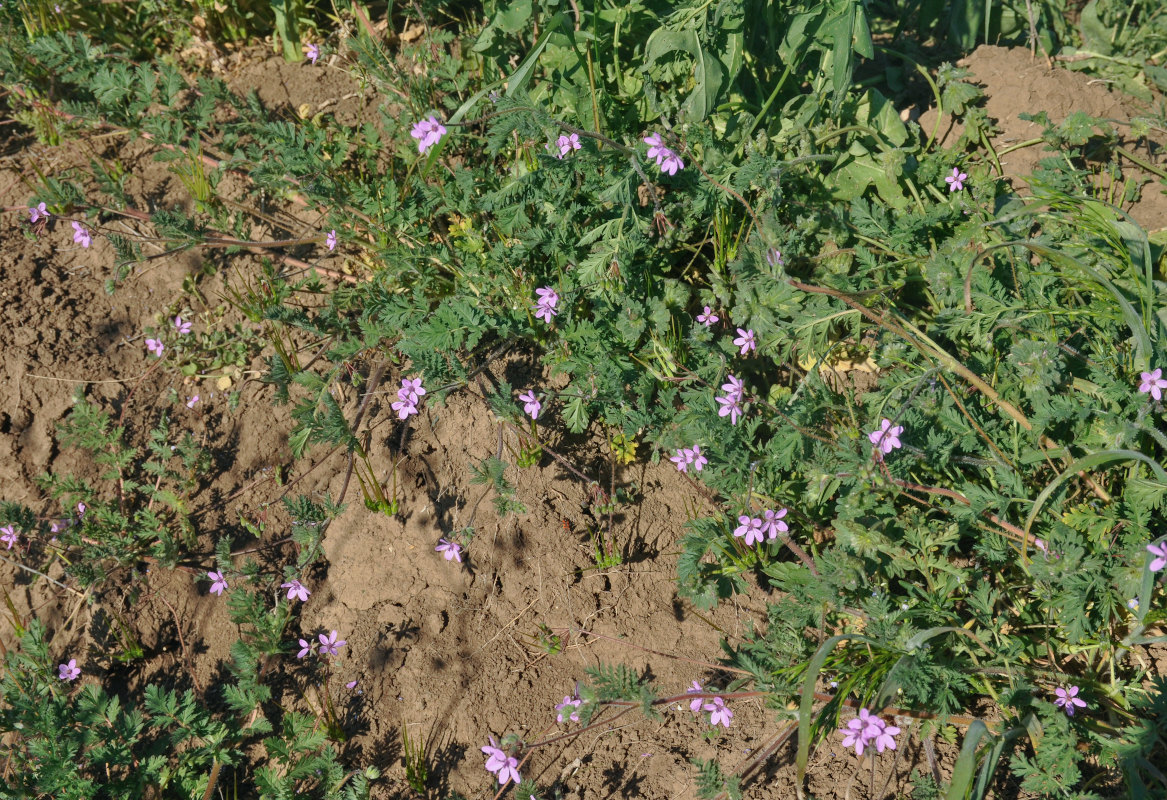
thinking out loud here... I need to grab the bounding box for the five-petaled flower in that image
[761,508,788,540]
[696,306,718,326]
[71,221,91,248]
[146,338,164,357]
[555,694,582,723]
[281,579,311,602]
[318,630,346,656]
[733,515,764,547]
[482,737,520,784]
[945,167,968,192]
[555,133,581,158]
[410,116,447,155]
[296,638,314,659]
[326,229,337,251]
[29,202,47,223]
[207,570,228,596]
[435,538,462,562]
[733,328,756,355]
[1147,541,1167,572]
[58,659,81,682]
[704,696,733,729]
[306,43,319,65]
[643,133,684,176]
[533,286,559,324]
[868,418,903,455]
[186,395,199,408]
[174,316,192,334]
[716,374,746,426]
[519,389,541,420]
[1053,685,1088,716]
[1138,368,1167,400]
[0,525,18,550]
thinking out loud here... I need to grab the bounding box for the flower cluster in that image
[554,133,581,158]
[410,116,447,154]
[643,133,684,175]
[1138,368,1167,400]
[392,377,425,420]
[533,286,559,324]
[1053,685,1087,716]
[669,444,707,473]
[732,508,788,546]
[295,630,347,658]
[481,737,521,785]
[555,694,583,723]
[838,708,900,757]
[435,538,462,562]
[716,374,745,425]
[685,682,733,728]
[868,418,903,456]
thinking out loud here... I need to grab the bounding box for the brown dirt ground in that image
[919,45,1167,232]
[3,42,1160,800]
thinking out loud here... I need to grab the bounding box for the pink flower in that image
[186,395,199,408]
[1147,541,1167,572]
[281,579,311,602]
[839,708,897,757]
[704,696,733,728]
[716,394,743,425]
[207,571,228,595]
[174,316,192,334]
[721,375,745,401]
[555,694,582,723]
[435,538,462,562]
[71,221,91,247]
[495,756,521,785]
[306,43,319,65]
[392,377,425,420]
[145,338,164,357]
[519,389,541,420]
[555,133,581,158]
[0,525,18,550]
[410,116,447,154]
[872,721,901,753]
[533,286,559,324]
[1053,685,1088,716]
[696,306,718,326]
[346,679,358,689]
[318,630,346,656]
[686,680,705,713]
[481,738,507,773]
[733,515,764,547]
[326,229,337,251]
[58,659,81,682]
[733,328,756,355]
[296,638,314,658]
[945,167,968,192]
[761,508,788,540]
[29,202,47,223]
[689,445,707,471]
[1138,368,1167,400]
[670,448,692,473]
[643,133,684,175]
[765,248,783,267]
[840,716,870,756]
[868,418,903,455]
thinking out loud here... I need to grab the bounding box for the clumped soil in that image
[1,42,1161,800]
